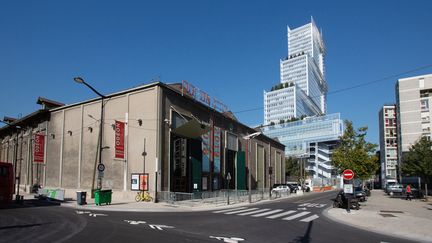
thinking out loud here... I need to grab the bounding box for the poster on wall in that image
[213,127,221,173]
[139,174,149,191]
[201,131,210,172]
[131,174,139,190]
[33,133,45,163]
[131,173,149,191]
[115,120,125,159]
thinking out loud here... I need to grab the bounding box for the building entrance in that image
[170,135,202,193]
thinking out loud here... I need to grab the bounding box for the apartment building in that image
[396,74,432,166]
[378,105,398,188]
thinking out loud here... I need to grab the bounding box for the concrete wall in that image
[397,74,432,152]
[43,87,158,194]
[1,83,285,199]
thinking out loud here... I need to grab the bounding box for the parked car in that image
[384,182,397,193]
[271,185,291,195]
[387,184,404,196]
[286,183,299,193]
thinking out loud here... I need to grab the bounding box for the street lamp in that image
[74,77,106,191]
[297,152,308,191]
[243,131,261,203]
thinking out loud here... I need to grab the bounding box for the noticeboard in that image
[131,173,149,191]
[343,184,353,194]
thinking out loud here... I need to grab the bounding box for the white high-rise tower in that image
[264,18,327,125]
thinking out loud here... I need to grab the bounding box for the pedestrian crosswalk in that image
[212,207,319,222]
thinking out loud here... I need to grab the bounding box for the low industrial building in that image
[0,81,285,201]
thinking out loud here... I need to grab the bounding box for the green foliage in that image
[270,82,294,91]
[285,157,299,177]
[332,120,379,180]
[402,137,432,184]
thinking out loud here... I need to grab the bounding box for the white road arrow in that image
[75,210,91,215]
[209,236,245,243]
[149,224,174,231]
[124,220,147,225]
[89,213,107,217]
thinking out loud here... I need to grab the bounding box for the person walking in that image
[406,184,412,201]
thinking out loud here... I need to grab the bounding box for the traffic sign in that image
[343,169,354,180]
[97,163,105,172]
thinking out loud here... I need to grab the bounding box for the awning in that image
[171,118,211,139]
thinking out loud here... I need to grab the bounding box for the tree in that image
[402,137,432,185]
[285,157,300,179]
[332,120,379,182]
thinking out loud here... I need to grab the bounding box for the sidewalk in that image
[15,190,308,212]
[325,190,432,243]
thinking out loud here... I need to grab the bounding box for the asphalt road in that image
[0,191,416,243]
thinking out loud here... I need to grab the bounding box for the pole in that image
[74,78,106,191]
[268,143,271,199]
[248,139,252,203]
[143,138,146,173]
[13,134,19,198]
[97,98,104,190]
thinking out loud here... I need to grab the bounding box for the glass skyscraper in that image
[264,18,327,125]
[262,19,343,184]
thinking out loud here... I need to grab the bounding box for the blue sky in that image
[1,0,432,145]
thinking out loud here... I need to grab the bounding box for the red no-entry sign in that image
[343,169,355,180]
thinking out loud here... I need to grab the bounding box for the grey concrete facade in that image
[0,82,285,200]
[378,105,398,188]
[396,74,432,167]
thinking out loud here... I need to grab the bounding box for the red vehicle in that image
[0,162,14,204]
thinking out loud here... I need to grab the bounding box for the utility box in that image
[94,189,112,206]
[76,191,87,205]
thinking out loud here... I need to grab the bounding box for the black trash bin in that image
[76,191,87,205]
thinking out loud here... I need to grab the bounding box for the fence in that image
[157,189,291,206]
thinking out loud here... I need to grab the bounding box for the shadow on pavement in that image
[291,221,313,243]
[0,223,44,230]
[0,199,61,210]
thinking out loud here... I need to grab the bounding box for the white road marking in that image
[89,213,107,217]
[297,207,307,210]
[282,212,311,220]
[266,210,296,219]
[124,220,146,225]
[237,208,270,216]
[213,207,246,213]
[299,203,311,207]
[209,236,245,242]
[75,211,91,215]
[251,209,283,217]
[300,214,319,222]
[149,224,174,231]
[224,208,258,215]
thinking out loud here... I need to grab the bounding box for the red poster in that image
[139,174,148,191]
[115,121,125,159]
[34,133,45,163]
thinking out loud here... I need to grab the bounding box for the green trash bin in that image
[94,189,112,206]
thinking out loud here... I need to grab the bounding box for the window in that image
[420,78,425,88]
[421,99,429,111]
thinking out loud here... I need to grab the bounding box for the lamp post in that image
[74,77,106,190]
[297,153,308,191]
[243,131,261,203]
